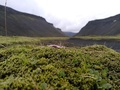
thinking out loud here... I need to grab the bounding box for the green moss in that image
[0,44,120,90]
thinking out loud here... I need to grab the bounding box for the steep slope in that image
[76,14,120,36]
[0,5,66,37]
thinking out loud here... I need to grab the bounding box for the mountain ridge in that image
[76,14,120,36]
[0,5,66,37]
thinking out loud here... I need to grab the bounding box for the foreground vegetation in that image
[0,36,120,90]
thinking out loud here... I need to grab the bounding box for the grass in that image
[1,36,120,46]
[74,36,120,40]
[0,36,120,90]
[0,36,68,44]
[0,36,39,44]
[0,36,68,47]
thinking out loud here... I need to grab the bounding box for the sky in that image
[0,0,120,33]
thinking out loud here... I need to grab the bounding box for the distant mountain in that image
[0,5,66,37]
[76,14,120,36]
[64,32,76,36]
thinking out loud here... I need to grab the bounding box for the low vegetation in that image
[0,36,120,90]
[0,36,68,47]
[74,36,120,40]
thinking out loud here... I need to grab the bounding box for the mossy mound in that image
[0,45,120,90]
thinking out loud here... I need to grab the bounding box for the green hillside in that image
[76,14,120,36]
[0,5,66,37]
[0,36,120,90]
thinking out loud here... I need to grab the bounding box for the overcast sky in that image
[1,0,120,33]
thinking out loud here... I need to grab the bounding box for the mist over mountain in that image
[76,14,120,36]
[0,5,66,37]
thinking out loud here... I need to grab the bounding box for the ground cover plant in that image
[0,36,120,90]
[0,36,68,48]
[74,36,120,40]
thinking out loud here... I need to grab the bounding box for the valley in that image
[0,4,120,90]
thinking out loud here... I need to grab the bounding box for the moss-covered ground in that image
[0,36,120,90]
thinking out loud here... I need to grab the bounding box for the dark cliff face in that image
[0,5,66,37]
[76,14,120,36]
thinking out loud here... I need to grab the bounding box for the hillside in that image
[0,5,66,37]
[76,14,120,36]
